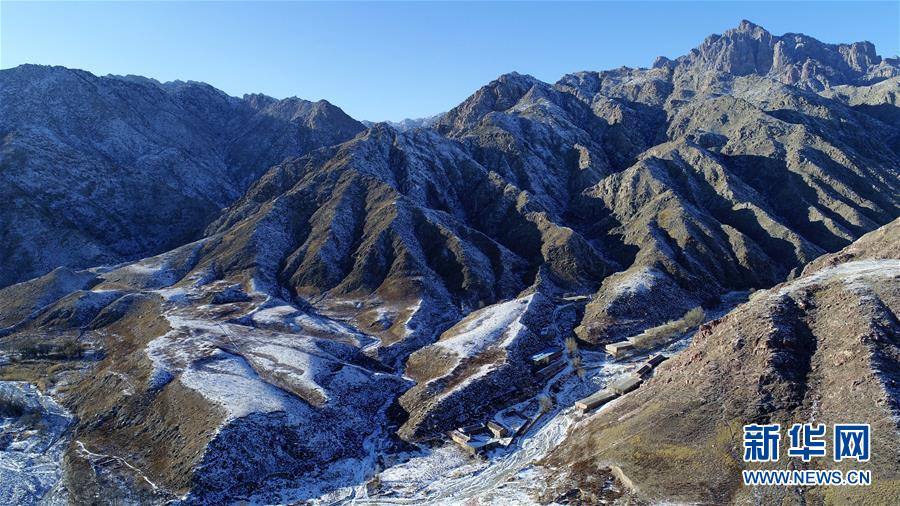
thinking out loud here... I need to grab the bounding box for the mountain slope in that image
[191,124,606,365]
[545,218,900,505]
[0,65,364,288]
[1,21,899,505]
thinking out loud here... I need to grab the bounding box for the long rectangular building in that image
[605,341,634,358]
[575,389,619,413]
[610,375,643,395]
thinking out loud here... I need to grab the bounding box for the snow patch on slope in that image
[608,266,666,297]
[179,350,308,420]
[0,382,72,506]
[435,295,533,359]
[775,259,900,296]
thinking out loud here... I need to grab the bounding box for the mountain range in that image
[0,66,364,288]
[0,20,898,505]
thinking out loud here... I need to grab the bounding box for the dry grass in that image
[566,336,585,379]
[0,391,28,417]
[538,393,554,413]
[630,307,705,349]
[565,336,578,355]
[0,362,52,391]
[0,391,42,427]
[59,294,229,496]
[20,339,87,360]
[403,347,458,384]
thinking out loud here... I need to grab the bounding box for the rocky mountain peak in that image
[242,92,280,109]
[651,55,674,69]
[436,71,543,134]
[676,20,897,89]
[732,18,768,36]
[843,40,880,70]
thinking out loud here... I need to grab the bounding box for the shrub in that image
[538,394,554,413]
[631,307,705,349]
[0,392,27,418]
[19,339,85,360]
[572,354,585,379]
[682,307,705,327]
[565,336,578,355]
[565,336,586,379]
[59,340,85,359]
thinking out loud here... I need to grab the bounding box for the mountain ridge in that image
[1,21,899,505]
[0,63,365,288]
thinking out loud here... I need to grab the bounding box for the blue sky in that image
[2,1,898,121]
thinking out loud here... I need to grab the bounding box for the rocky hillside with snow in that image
[167,20,900,353]
[0,65,364,288]
[544,218,900,505]
[1,21,899,505]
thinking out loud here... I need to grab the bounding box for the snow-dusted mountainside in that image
[0,65,364,288]
[188,22,900,350]
[545,218,900,505]
[1,21,899,505]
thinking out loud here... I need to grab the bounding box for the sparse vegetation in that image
[19,339,86,360]
[630,307,705,349]
[2,19,898,505]
[0,391,28,417]
[538,394,554,414]
[566,336,585,379]
[0,391,42,427]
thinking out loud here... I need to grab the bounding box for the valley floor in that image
[0,285,746,505]
[311,293,747,505]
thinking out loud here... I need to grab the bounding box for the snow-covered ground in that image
[146,302,402,424]
[434,296,533,359]
[311,351,630,505]
[133,281,414,503]
[309,292,748,505]
[1,244,758,505]
[0,382,72,505]
[179,350,311,419]
[776,259,900,296]
[606,266,667,297]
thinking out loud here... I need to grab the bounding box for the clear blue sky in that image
[2,1,898,121]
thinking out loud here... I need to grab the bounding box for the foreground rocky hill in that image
[0,21,898,504]
[0,65,364,288]
[544,218,900,505]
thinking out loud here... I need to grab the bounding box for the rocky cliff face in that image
[673,20,899,90]
[1,21,898,505]
[544,219,900,505]
[0,65,364,288]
